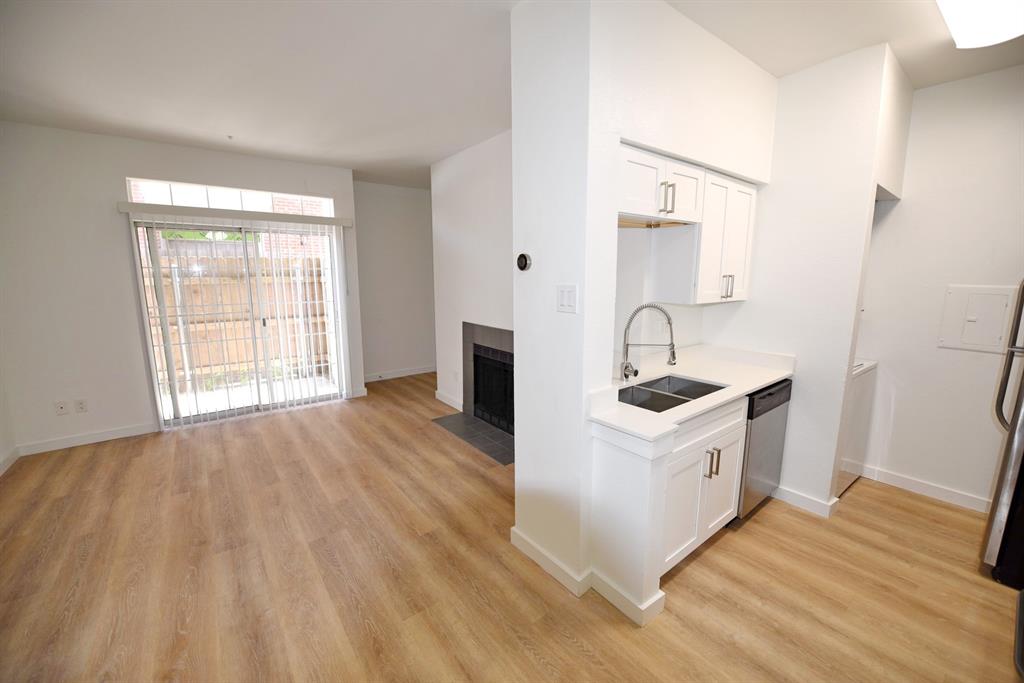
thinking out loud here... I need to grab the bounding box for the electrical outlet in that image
[54,401,68,416]
[75,399,88,413]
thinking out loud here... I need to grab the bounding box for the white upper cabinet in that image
[717,174,756,302]
[642,164,758,305]
[663,158,705,223]
[691,171,757,304]
[619,145,705,223]
[620,146,665,217]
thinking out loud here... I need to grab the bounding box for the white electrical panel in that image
[938,285,1016,354]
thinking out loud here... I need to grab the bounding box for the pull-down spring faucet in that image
[621,303,676,380]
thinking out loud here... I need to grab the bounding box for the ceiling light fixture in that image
[935,0,1024,49]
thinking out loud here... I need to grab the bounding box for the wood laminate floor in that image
[0,373,1018,682]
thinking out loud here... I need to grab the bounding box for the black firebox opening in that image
[473,344,513,435]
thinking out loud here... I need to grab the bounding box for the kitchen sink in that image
[638,375,726,401]
[618,375,728,412]
[617,386,688,413]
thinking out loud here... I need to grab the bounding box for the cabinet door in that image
[620,146,664,218]
[662,159,705,223]
[692,174,730,304]
[662,444,711,573]
[718,177,757,301]
[698,425,746,541]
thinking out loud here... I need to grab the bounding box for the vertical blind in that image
[131,211,346,427]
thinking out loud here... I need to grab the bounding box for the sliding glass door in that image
[134,218,345,426]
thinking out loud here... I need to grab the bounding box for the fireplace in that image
[473,344,513,434]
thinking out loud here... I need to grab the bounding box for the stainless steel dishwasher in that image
[738,379,792,518]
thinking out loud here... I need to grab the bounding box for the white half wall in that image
[0,121,363,455]
[702,45,890,510]
[354,181,436,382]
[855,65,1024,510]
[430,130,513,410]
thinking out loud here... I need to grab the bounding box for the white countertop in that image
[588,344,795,442]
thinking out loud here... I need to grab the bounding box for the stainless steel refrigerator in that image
[983,279,1024,588]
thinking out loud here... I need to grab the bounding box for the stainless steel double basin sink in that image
[618,375,726,413]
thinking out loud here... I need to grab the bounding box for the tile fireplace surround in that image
[430,321,515,465]
[462,321,513,416]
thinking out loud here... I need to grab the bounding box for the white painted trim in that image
[434,390,463,412]
[771,486,840,518]
[0,447,18,477]
[345,388,368,399]
[364,365,436,383]
[840,458,879,480]
[15,423,156,457]
[117,201,353,228]
[856,465,990,513]
[590,571,665,626]
[510,526,591,597]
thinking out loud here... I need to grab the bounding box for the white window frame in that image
[119,201,358,429]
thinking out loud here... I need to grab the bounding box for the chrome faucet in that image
[621,303,677,380]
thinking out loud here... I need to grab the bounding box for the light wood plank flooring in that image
[0,373,1018,681]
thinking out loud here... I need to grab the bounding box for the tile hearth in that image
[433,412,514,465]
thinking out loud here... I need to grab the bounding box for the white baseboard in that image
[434,389,462,412]
[771,486,839,518]
[364,365,436,383]
[345,388,368,399]
[590,570,665,626]
[858,465,990,513]
[16,422,156,457]
[510,526,591,597]
[0,447,18,477]
[510,527,664,626]
[840,458,879,480]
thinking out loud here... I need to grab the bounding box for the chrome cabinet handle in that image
[721,275,729,299]
[728,275,735,298]
[704,449,715,478]
[668,182,677,214]
[712,447,722,476]
[658,181,669,213]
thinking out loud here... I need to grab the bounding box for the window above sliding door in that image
[127,178,335,218]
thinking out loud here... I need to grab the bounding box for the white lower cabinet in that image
[590,398,748,625]
[661,445,705,572]
[662,424,746,574]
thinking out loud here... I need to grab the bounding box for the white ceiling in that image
[668,0,1024,88]
[3,2,1021,188]
[0,1,513,188]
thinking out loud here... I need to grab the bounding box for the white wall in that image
[590,1,777,184]
[614,230,703,376]
[854,65,1024,511]
[511,0,594,581]
[430,130,513,410]
[0,337,14,473]
[702,45,891,511]
[874,46,914,199]
[0,121,364,455]
[354,180,436,382]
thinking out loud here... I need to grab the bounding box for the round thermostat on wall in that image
[517,253,532,271]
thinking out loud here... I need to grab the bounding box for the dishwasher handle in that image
[748,379,792,419]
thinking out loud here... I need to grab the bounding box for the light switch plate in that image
[938,284,1016,354]
[556,284,578,314]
